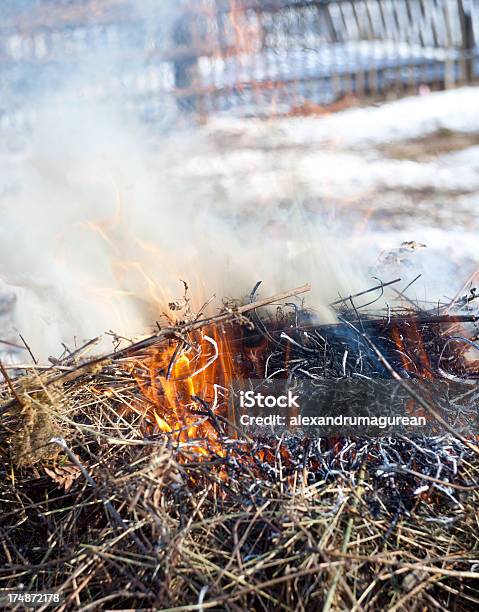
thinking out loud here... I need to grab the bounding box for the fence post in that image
[172,9,200,113]
[458,0,475,83]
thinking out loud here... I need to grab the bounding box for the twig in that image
[0,284,311,411]
[330,278,401,307]
[0,338,26,350]
[0,359,23,408]
[1,363,72,372]
[381,463,479,491]
[19,334,38,364]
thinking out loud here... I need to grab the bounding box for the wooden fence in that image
[0,0,477,128]
[176,0,479,115]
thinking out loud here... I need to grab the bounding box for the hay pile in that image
[1,283,479,611]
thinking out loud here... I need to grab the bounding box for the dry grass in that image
[1,283,479,610]
[1,347,478,611]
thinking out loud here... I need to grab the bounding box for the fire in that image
[126,324,245,457]
[389,316,479,426]
[391,320,433,379]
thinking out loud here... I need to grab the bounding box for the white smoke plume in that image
[0,2,373,361]
[0,97,376,359]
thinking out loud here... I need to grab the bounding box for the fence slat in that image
[1,0,478,125]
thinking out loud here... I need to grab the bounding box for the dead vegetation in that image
[1,281,479,611]
[379,128,479,161]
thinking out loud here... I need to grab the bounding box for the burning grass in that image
[1,280,479,610]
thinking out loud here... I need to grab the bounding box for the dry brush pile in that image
[1,281,479,611]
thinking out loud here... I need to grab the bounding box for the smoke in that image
[0,2,372,361]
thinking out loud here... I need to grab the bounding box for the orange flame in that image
[391,321,432,379]
[126,324,249,457]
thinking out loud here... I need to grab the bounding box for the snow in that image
[194,88,479,204]
[208,86,479,147]
[186,87,479,292]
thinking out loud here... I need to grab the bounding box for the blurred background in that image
[0,0,478,124]
[0,0,478,360]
